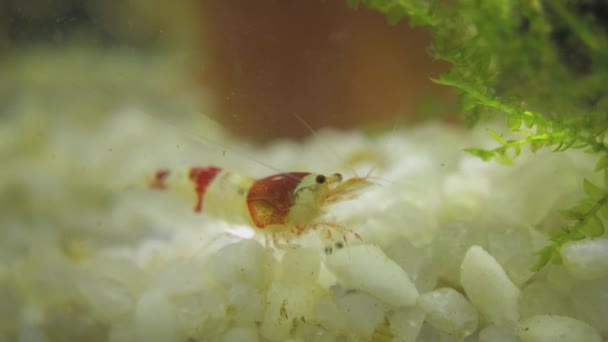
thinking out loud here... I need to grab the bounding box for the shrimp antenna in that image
[292,113,360,177]
[153,113,292,178]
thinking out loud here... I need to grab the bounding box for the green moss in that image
[349,0,608,271]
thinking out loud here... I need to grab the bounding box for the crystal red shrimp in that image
[147,166,373,246]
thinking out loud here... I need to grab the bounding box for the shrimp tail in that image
[148,166,222,212]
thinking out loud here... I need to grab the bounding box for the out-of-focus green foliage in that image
[349,0,608,271]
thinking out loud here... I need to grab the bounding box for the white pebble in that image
[228,284,264,323]
[149,260,207,295]
[415,322,442,342]
[487,227,535,286]
[315,294,346,334]
[546,266,577,294]
[18,325,45,342]
[561,238,608,279]
[292,323,335,342]
[206,239,276,290]
[503,253,536,287]
[221,325,259,342]
[325,244,418,306]
[315,289,385,338]
[518,315,601,342]
[85,258,146,294]
[389,307,425,342]
[260,281,319,341]
[135,290,178,342]
[384,237,438,292]
[432,221,486,285]
[173,288,227,338]
[108,322,135,342]
[335,291,385,338]
[460,245,520,325]
[278,247,321,284]
[76,275,134,322]
[479,325,518,342]
[569,277,608,335]
[417,288,478,339]
[519,281,569,319]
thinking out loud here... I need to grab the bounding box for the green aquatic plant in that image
[349,0,608,270]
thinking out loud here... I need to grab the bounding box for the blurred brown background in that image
[1,0,455,142]
[199,1,455,142]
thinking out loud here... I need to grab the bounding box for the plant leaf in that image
[508,117,522,130]
[514,145,521,157]
[522,111,535,128]
[345,0,359,9]
[530,142,542,152]
[550,250,563,265]
[464,148,494,161]
[531,245,556,271]
[552,142,565,152]
[581,214,605,237]
[488,129,507,144]
[595,156,608,171]
[385,4,406,25]
[495,151,514,165]
[570,198,596,214]
[570,230,588,241]
[599,201,608,219]
[560,208,585,221]
[583,179,604,200]
[559,139,577,151]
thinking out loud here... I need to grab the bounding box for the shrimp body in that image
[149,166,372,240]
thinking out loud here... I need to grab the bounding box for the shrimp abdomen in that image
[149,166,255,226]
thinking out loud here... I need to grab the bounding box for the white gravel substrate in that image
[2,50,607,342]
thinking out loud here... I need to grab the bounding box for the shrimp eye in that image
[334,173,343,182]
[315,174,326,184]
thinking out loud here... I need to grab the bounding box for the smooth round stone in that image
[460,245,520,325]
[518,315,601,342]
[325,244,418,307]
[417,288,478,339]
[561,238,608,279]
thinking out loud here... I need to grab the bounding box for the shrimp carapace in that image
[148,166,373,242]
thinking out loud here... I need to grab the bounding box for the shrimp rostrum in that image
[148,166,373,247]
